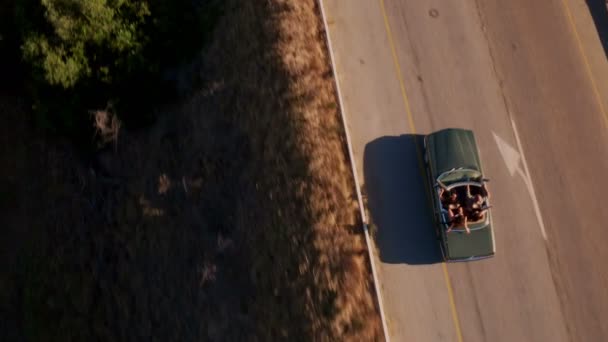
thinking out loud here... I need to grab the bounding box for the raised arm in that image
[482,183,491,199]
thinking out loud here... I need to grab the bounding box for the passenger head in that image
[474,194,483,204]
[450,192,458,201]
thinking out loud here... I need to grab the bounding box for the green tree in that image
[21,0,150,89]
[15,0,222,138]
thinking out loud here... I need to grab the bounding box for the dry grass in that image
[1,0,382,341]
[273,1,381,339]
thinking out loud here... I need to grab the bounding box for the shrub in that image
[20,0,150,89]
[14,0,222,138]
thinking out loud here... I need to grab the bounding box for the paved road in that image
[321,0,608,341]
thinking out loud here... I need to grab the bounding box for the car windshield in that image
[438,168,482,185]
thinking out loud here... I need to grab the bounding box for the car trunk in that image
[444,225,495,260]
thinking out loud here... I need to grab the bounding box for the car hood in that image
[427,128,482,175]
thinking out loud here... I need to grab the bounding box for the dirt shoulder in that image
[1,0,382,341]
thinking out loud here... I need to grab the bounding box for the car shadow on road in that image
[363,134,443,265]
[586,0,608,59]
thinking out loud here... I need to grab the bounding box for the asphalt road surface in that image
[321,0,608,341]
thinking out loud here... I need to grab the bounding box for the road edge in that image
[316,1,391,341]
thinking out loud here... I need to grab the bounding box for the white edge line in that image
[510,119,548,241]
[317,1,391,341]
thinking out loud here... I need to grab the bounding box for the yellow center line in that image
[442,263,464,342]
[560,0,608,129]
[378,0,416,133]
[378,0,464,341]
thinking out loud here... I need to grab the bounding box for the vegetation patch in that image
[1,0,382,341]
[6,0,221,138]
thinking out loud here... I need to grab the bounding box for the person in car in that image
[466,186,489,222]
[440,188,469,233]
[447,206,469,234]
[440,188,460,212]
[473,177,491,199]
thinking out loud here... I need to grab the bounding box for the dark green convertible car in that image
[423,128,496,262]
